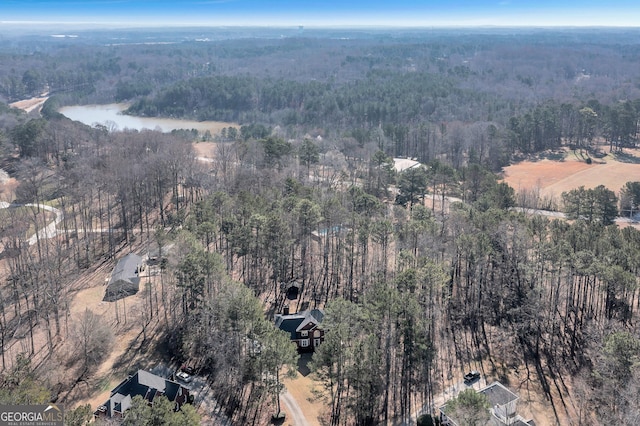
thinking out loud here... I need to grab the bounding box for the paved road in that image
[0,202,64,246]
[149,363,232,426]
[511,206,566,218]
[513,206,640,225]
[0,202,180,255]
[25,203,64,245]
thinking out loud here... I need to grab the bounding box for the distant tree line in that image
[508,100,640,155]
[3,29,640,166]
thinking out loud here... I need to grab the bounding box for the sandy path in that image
[9,95,49,113]
[280,389,310,426]
[281,371,326,426]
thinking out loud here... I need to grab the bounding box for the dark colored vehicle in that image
[464,371,480,383]
[181,365,196,375]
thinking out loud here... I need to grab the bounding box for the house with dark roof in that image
[104,253,143,302]
[94,370,190,419]
[274,309,325,351]
[439,381,535,426]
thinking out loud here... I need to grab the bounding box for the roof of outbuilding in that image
[109,253,142,285]
[393,158,421,172]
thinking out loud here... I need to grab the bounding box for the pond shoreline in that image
[59,103,236,134]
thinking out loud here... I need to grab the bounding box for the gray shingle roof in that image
[309,309,324,323]
[101,369,184,417]
[275,314,305,339]
[109,253,142,285]
[104,253,143,301]
[275,309,324,339]
[479,382,519,406]
[138,369,169,392]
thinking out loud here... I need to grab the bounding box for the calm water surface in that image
[59,104,232,133]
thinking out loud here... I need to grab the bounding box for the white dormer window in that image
[301,331,308,337]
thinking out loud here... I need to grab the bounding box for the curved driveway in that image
[280,389,310,426]
[0,202,64,246]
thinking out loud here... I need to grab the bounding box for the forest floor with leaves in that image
[64,278,151,410]
[43,248,170,409]
[429,325,572,426]
[1,137,632,425]
[0,253,141,409]
[192,141,218,159]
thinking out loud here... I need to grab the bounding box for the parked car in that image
[180,365,196,375]
[464,371,480,383]
[176,371,192,383]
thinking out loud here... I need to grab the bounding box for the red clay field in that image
[502,147,640,202]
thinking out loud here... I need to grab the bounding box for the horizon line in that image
[2,21,640,30]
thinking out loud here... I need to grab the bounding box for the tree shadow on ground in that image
[613,151,640,164]
[297,352,313,377]
[110,320,172,377]
[512,150,567,163]
[536,150,566,161]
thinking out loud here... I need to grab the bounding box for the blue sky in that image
[2,0,640,27]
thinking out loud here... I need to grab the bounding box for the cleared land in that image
[502,147,640,202]
[9,95,49,113]
[60,255,180,418]
[192,142,219,159]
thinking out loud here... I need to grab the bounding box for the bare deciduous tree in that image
[71,308,112,375]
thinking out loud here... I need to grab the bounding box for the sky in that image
[2,0,640,27]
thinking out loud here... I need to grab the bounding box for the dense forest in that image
[0,26,639,425]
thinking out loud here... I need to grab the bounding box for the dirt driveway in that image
[280,354,327,426]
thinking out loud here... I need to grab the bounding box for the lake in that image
[59,103,235,134]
